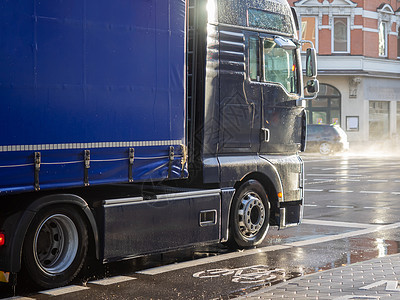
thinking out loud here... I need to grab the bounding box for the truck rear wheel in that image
[22,205,88,288]
[228,180,270,248]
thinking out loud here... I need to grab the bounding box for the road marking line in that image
[312,179,335,183]
[2,297,35,300]
[304,204,318,207]
[364,207,390,210]
[360,280,400,291]
[326,205,354,208]
[307,174,362,177]
[328,190,354,193]
[137,245,291,275]
[391,192,400,195]
[138,221,400,276]
[304,189,324,192]
[367,180,388,182]
[321,168,359,171]
[360,191,384,194]
[39,285,90,296]
[88,276,136,286]
[339,179,361,182]
[301,219,377,228]
[286,222,400,247]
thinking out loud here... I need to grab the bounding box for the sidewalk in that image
[239,253,400,299]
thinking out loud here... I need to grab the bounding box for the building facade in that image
[288,0,400,145]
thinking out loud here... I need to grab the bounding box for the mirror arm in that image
[296,93,318,107]
[300,39,315,49]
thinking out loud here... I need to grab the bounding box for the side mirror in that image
[306,48,317,77]
[274,36,297,50]
[306,79,319,95]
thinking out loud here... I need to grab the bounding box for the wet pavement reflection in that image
[1,154,400,299]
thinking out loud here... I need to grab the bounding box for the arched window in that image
[306,84,341,125]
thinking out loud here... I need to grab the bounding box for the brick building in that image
[288,0,400,145]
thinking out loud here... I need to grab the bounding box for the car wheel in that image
[22,205,88,289]
[228,180,270,248]
[319,142,332,155]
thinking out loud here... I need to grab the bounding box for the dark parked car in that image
[306,124,349,155]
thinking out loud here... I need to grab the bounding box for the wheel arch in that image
[9,194,100,273]
[233,172,280,226]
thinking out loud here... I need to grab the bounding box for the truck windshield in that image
[248,8,293,35]
[263,39,298,94]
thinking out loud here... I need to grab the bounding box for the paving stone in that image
[237,254,400,300]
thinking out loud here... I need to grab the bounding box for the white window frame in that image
[379,21,388,57]
[397,26,400,59]
[300,16,318,53]
[332,16,350,54]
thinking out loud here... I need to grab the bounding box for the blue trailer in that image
[0,0,318,289]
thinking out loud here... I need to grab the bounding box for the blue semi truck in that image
[0,0,318,288]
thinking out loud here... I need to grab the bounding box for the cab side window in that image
[249,36,259,81]
[263,40,298,94]
[248,35,299,94]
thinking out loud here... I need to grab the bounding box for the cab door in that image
[257,35,304,154]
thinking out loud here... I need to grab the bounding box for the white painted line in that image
[321,167,358,171]
[138,221,400,276]
[391,192,400,195]
[363,207,390,210]
[304,189,324,192]
[137,244,291,275]
[307,174,362,177]
[39,285,90,296]
[301,219,377,228]
[312,179,335,182]
[326,205,354,208]
[338,179,361,182]
[286,222,400,247]
[2,297,35,300]
[304,204,318,207]
[328,190,354,193]
[88,276,136,286]
[367,180,388,182]
[359,191,384,194]
[360,280,399,291]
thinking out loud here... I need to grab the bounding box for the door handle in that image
[261,128,270,142]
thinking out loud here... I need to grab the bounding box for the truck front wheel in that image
[22,205,88,288]
[229,180,270,248]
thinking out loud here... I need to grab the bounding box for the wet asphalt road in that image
[1,151,400,299]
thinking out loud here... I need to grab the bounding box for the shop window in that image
[333,17,349,53]
[397,27,400,59]
[397,102,400,135]
[369,101,389,140]
[307,84,341,125]
[379,22,387,57]
[300,16,317,52]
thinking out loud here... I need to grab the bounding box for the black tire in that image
[319,142,332,155]
[228,180,270,248]
[22,205,88,289]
